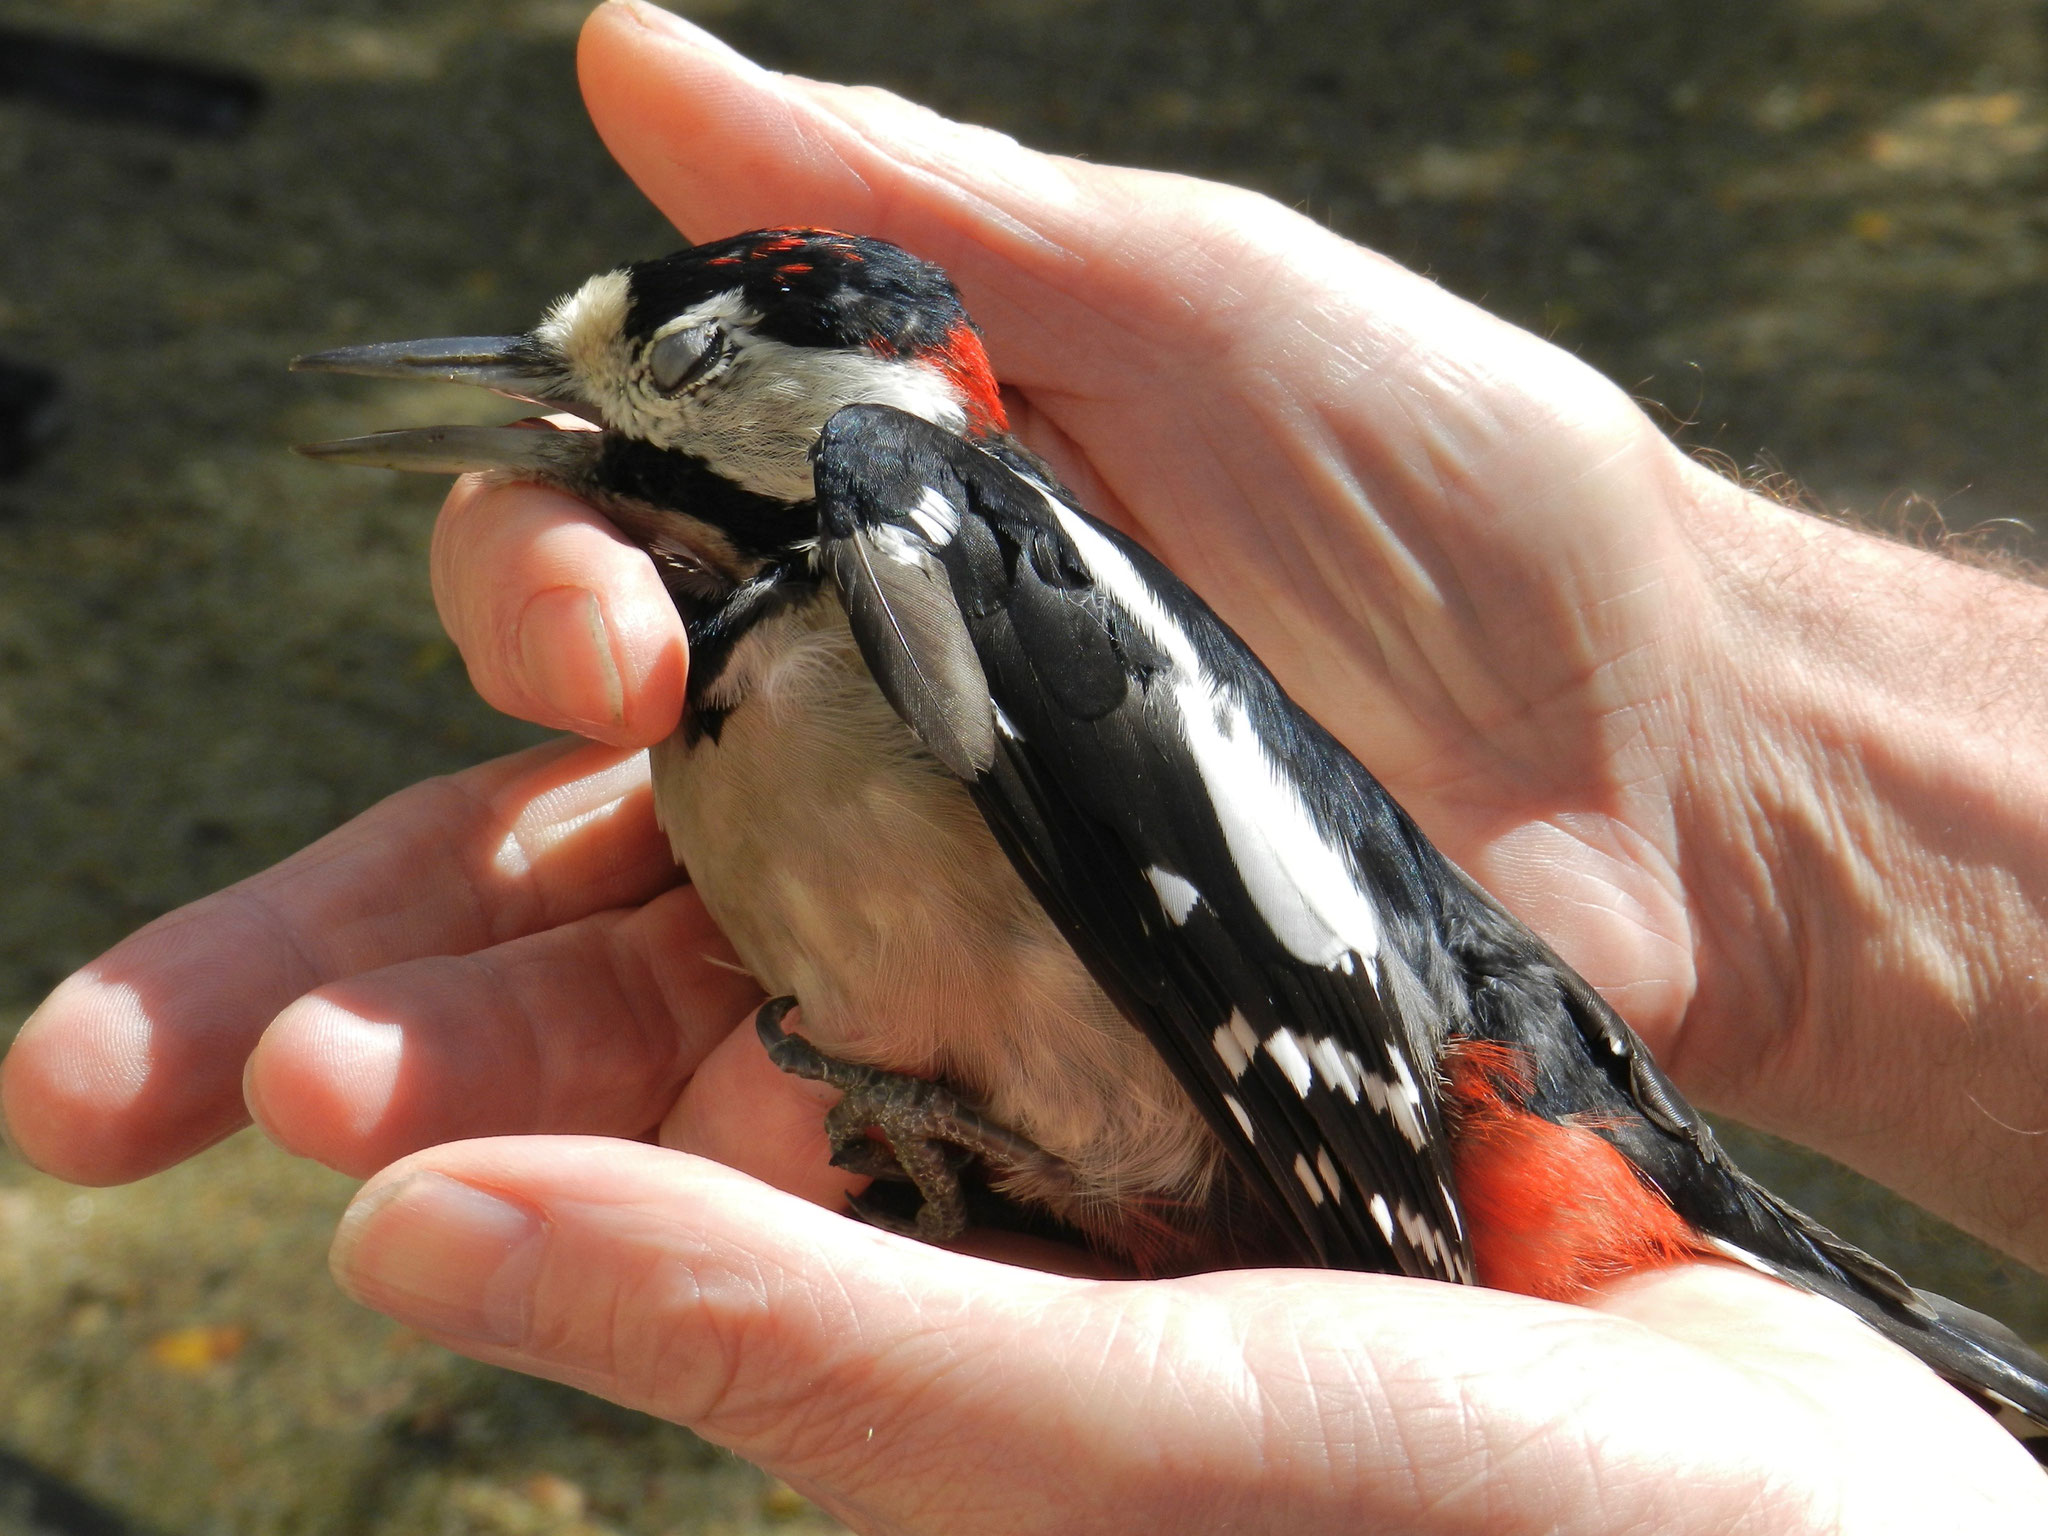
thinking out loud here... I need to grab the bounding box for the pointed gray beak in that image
[291,333,609,477]
[290,335,592,407]
[292,422,604,478]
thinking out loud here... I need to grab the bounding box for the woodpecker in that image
[294,227,2048,1439]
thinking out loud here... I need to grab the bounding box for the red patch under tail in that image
[1442,1038,1708,1302]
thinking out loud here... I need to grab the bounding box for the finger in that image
[330,1139,2048,1535]
[660,1007,1132,1276]
[1,741,673,1185]
[655,1002,863,1212]
[431,475,687,747]
[245,885,758,1178]
[577,1,1293,394]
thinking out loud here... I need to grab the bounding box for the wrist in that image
[1673,467,2048,1262]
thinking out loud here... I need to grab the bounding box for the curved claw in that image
[754,994,802,1053]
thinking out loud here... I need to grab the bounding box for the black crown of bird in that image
[293,226,2048,1446]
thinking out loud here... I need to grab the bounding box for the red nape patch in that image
[1442,1039,1707,1302]
[929,321,1008,435]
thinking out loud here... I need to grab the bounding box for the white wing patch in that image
[1296,1033,1429,1166]
[1043,500,1382,976]
[1223,1094,1256,1141]
[908,486,962,545]
[1369,1193,1396,1242]
[1307,1036,1358,1100]
[1293,1154,1325,1206]
[1263,1029,1315,1098]
[1145,865,1201,925]
[1397,1201,1458,1275]
[1385,1052,1427,1151]
[866,522,927,565]
[1315,1148,1345,1203]
[1211,1023,1251,1079]
[1227,1012,1260,1072]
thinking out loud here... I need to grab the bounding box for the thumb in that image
[321,1136,2022,1535]
[574,0,1447,396]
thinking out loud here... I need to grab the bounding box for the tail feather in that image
[1906,1288,2048,1427]
[1722,1178,2048,1433]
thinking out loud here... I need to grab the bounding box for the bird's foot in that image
[754,996,1075,1243]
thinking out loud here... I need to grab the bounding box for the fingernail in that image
[519,586,626,735]
[608,0,760,67]
[609,0,695,38]
[331,1172,544,1347]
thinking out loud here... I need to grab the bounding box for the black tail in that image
[1723,1174,2048,1439]
[1439,852,2048,1447]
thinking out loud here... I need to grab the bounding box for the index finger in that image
[1,739,676,1185]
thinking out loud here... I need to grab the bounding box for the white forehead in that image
[535,267,631,379]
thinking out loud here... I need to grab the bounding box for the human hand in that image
[9,725,2042,1531]
[322,1137,2048,1533]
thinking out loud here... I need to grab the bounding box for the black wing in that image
[813,403,1473,1281]
[809,406,2048,1427]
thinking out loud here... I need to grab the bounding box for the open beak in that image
[289,335,607,478]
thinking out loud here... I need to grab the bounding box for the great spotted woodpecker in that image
[294,227,2048,1439]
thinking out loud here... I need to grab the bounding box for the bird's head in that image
[293,229,1006,552]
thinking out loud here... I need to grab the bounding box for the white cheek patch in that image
[1043,501,1382,976]
[680,325,968,503]
[546,280,976,505]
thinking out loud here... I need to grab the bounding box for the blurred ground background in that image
[4,0,2048,1530]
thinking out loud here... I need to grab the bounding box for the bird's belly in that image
[647,600,1217,1218]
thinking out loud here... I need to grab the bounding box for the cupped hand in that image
[321,1137,2048,1533]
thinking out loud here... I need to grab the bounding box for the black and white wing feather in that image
[813,403,1473,1281]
